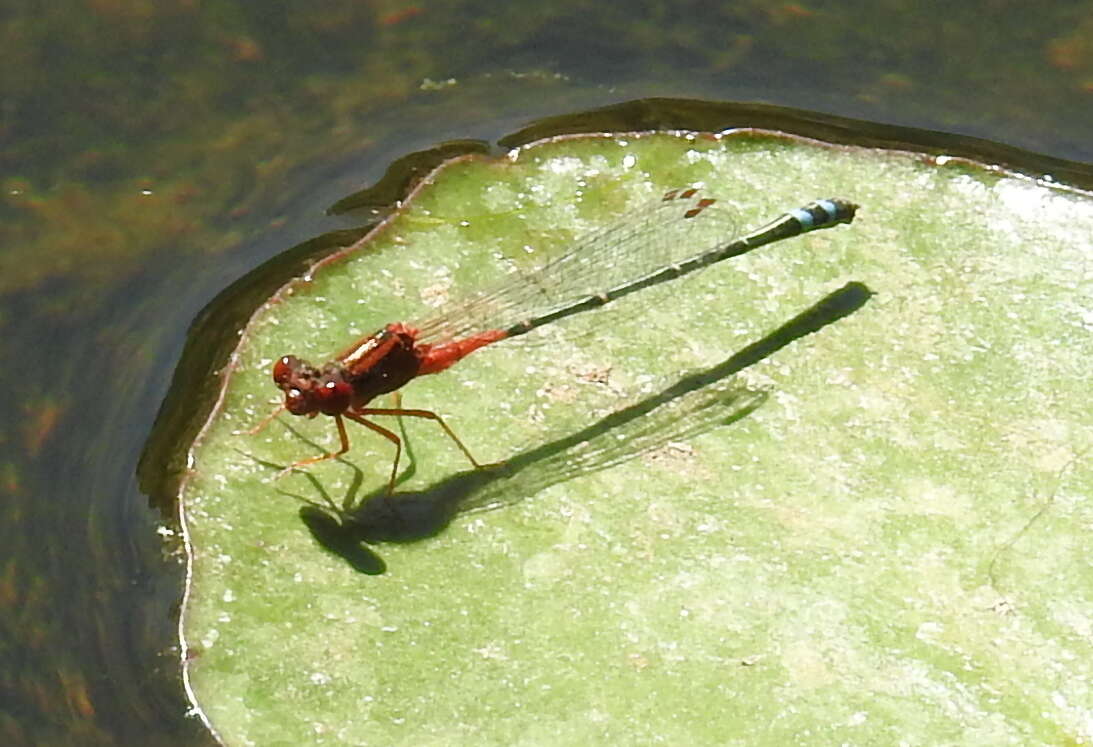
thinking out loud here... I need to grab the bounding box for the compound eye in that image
[284,387,311,415]
[315,379,352,415]
[273,356,299,385]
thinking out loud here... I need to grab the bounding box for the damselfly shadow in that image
[262,281,874,573]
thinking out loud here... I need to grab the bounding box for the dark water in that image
[2,1,1091,744]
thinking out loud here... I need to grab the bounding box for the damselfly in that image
[256,188,858,491]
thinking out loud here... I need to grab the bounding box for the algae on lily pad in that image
[178,130,1093,744]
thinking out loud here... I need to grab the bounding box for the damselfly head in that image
[272,355,352,417]
[272,355,307,386]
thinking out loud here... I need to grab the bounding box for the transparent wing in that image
[414,188,738,344]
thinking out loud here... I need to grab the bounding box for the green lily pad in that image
[179,130,1093,745]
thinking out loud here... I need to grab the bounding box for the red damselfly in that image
[255,188,857,492]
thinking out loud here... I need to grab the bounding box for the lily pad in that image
[179,130,1093,744]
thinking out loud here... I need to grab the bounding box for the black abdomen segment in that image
[504,198,859,338]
